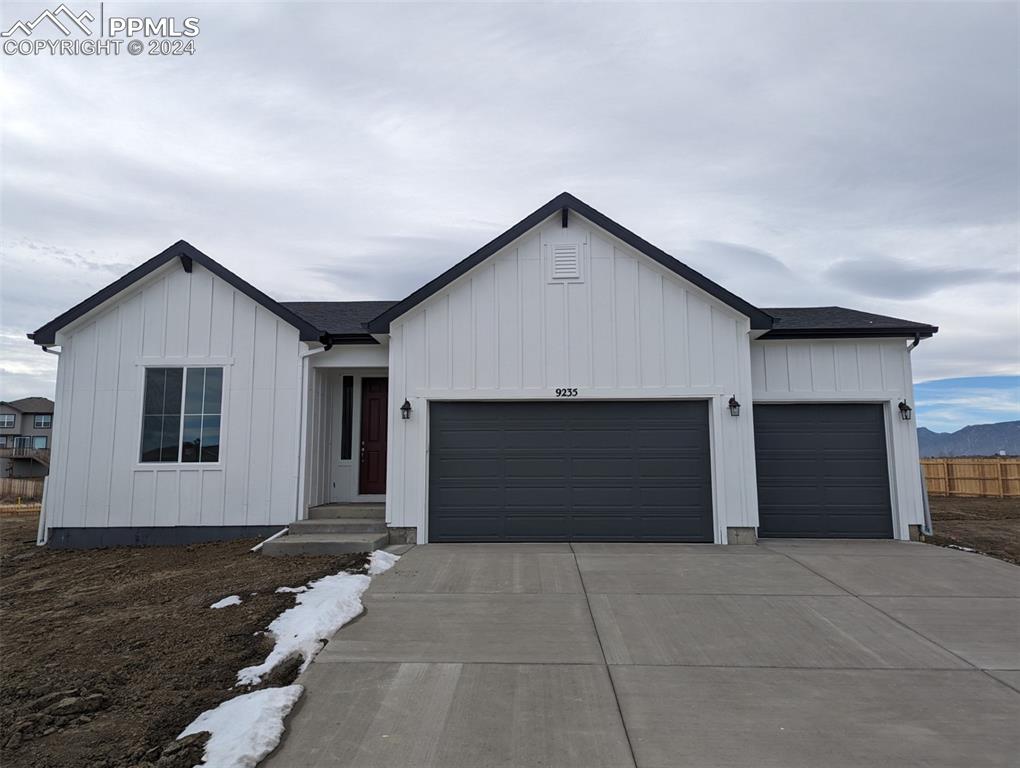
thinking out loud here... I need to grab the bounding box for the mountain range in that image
[917,421,1020,457]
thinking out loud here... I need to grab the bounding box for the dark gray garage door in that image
[754,404,893,538]
[428,401,713,542]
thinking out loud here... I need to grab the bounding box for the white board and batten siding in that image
[750,338,926,538]
[45,262,303,530]
[387,212,761,543]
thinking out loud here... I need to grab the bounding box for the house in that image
[0,397,54,479]
[28,193,936,549]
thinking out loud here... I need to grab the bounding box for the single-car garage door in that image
[428,401,713,542]
[754,403,893,538]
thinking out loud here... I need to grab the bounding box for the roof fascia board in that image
[324,333,380,345]
[367,192,773,333]
[759,328,937,340]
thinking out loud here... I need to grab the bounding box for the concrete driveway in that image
[265,540,1020,768]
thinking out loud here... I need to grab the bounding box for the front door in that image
[358,378,388,494]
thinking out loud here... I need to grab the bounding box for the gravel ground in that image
[0,514,365,768]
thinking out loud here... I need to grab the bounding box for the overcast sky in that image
[1,1,1017,429]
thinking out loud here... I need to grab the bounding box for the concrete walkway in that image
[264,540,1020,768]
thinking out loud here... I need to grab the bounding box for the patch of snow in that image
[237,571,371,686]
[368,549,400,575]
[210,595,242,609]
[236,550,402,686]
[178,685,302,768]
[947,544,978,553]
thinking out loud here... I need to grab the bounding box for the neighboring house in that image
[0,397,54,479]
[29,193,936,548]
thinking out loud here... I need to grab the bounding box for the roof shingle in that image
[280,301,397,336]
[761,306,937,338]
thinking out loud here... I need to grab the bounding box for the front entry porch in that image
[303,366,389,510]
[273,355,398,556]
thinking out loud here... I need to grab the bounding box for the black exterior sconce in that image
[400,399,412,420]
[898,400,912,421]
[728,396,741,417]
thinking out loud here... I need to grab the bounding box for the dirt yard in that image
[0,514,366,768]
[928,495,1020,565]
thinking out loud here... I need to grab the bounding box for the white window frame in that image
[138,365,224,465]
[0,414,14,429]
[34,414,52,429]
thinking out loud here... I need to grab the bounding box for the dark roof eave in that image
[367,192,773,333]
[325,333,380,346]
[760,326,938,340]
[30,241,323,346]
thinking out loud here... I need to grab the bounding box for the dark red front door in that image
[359,378,388,494]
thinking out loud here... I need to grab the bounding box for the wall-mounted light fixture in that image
[728,396,741,417]
[898,400,912,421]
[400,399,412,420]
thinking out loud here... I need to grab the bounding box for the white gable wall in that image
[387,213,760,543]
[750,338,926,538]
[44,262,303,531]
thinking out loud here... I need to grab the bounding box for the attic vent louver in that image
[551,244,580,280]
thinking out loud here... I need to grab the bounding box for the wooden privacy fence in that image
[921,458,1020,498]
[0,477,44,501]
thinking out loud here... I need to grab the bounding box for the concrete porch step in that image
[262,532,389,557]
[290,518,388,534]
[308,504,385,520]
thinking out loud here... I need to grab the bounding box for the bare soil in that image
[927,496,1020,565]
[0,515,366,768]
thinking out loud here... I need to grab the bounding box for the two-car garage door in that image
[428,401,713,542]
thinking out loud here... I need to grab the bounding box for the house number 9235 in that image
[555,388,579,397]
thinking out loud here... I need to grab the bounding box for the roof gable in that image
[366,192,774,333]
[30,241,323,346]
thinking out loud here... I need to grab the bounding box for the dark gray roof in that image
[281,301,398,336]
[761,307,937,339]
[2,397,54,413]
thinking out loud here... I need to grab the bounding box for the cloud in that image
[0,1,1016,395]
[826,255,1017,299]
[682,241,794,276]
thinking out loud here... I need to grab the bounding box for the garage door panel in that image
[820,485,892,506]
[504,487,571,507]
[571,486,644,506]
[429,401,713,542]
[754,404,893,539]
[503,457,570,478]
[433,515,507,540]
[504,515,571,539]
